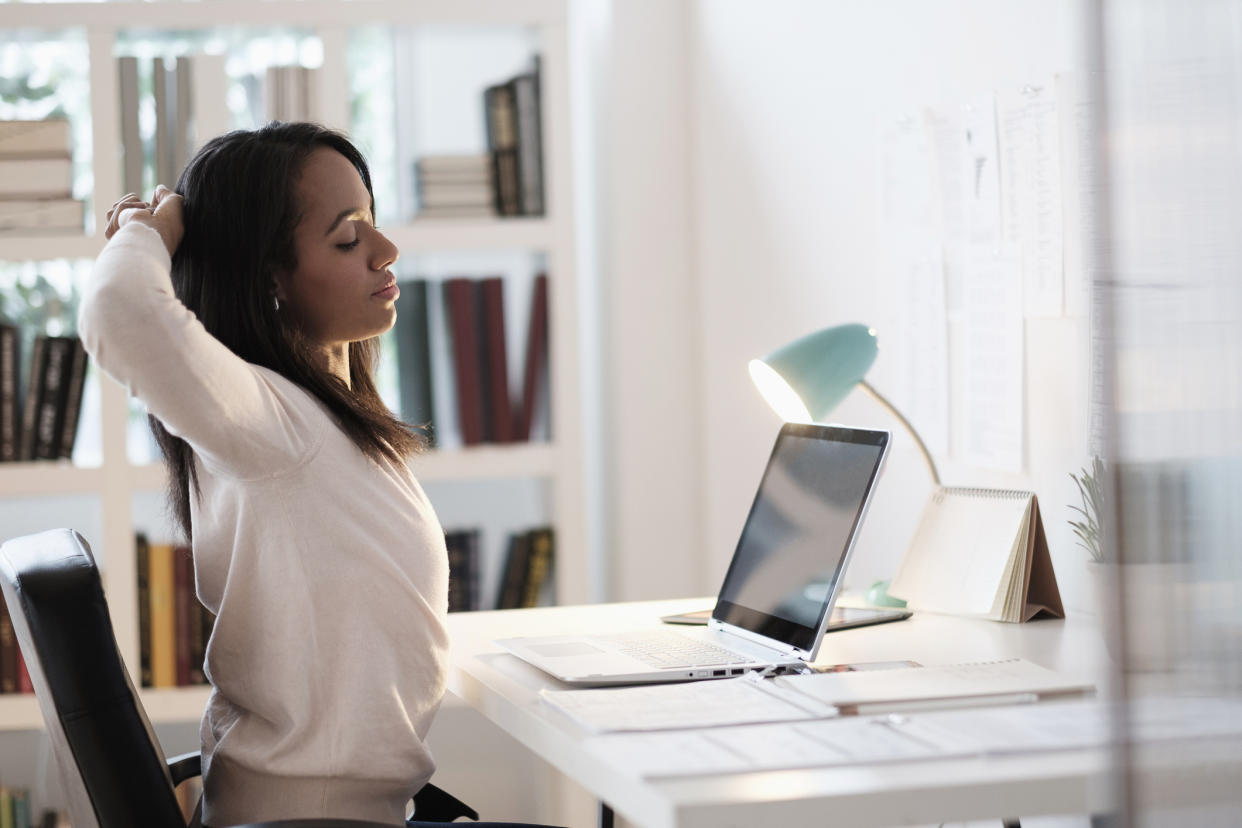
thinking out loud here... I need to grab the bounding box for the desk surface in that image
[441,599,1232,828]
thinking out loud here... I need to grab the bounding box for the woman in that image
[81,122,540,827]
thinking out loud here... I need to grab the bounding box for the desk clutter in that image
[580,694,1242,780]
[543,660,1242,780]
[541,658,1092,733]
[889,486,1064,622]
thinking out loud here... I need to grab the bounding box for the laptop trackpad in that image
[530,641,606,658]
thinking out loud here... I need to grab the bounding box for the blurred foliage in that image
[0,275,80,336]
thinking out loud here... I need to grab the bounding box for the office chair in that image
[0,528,478,828]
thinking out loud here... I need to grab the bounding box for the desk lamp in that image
[748,323,939,608]
[747,322,941,485]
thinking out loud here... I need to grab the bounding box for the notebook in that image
[496,422,891,686]
[888,487,1064,622]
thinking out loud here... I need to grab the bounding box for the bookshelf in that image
[0,0,588,733]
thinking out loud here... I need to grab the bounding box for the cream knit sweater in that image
[79,223,449,827]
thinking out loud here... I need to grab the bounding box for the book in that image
[516,274,549,441]
[153,57,173,186]
[442,278,489,445]
[56,338,87,460]
[512,57,545,216]
[393,278,435,443]
[0,323,17,461]
[117,56,143,195]
[135,534,152,687]
[0,199,84,235]
[495,527,555,610]
[444,528,480,613]
[0,589,16,693]
[0,787,12,828]
[494,531,531,610]
[188,53,231,152]
[148,541,177,688]
[10,789,28,828]
[188,596,207,685]
[17,335,46,462]
[32,336,74,461]
[16,647,31,694]
[173,545,193,686]
[484,82,521,216]
[889,487,1064,623]
[479,277,514,443]
[0,119,70,157]
[521,527,554,608]
[0,157,72,200]
[173,56,193,180]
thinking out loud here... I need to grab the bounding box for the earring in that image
[273,295,280,312]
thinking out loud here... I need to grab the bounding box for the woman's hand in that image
[105,185,185,258]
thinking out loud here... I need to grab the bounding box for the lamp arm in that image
[857,380,941,486]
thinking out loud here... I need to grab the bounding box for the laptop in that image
[496,422,892,686]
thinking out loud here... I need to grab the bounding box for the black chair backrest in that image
[0,528,186,828]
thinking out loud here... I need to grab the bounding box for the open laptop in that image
[496,422,892,686]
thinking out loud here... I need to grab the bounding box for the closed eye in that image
[336,239,361,251]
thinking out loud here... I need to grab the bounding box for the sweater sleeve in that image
[78,222,319,478]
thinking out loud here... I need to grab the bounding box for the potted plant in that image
[1069,457,1185,671]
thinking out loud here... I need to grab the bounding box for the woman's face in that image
[275,147,400,351]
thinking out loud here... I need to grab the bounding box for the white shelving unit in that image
[0,0,588,734]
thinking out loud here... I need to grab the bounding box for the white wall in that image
[686,0,1093,606]
[600,0,1098,611]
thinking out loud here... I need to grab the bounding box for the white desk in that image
[442,599,1233,828]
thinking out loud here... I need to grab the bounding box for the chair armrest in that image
[167,750,203,786]
[411,782,479,823]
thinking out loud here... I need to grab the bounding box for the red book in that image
[17,647,32,694]
[479,277,514,443]
[443,278,488,445]
[0,588,16,693]
[517,274,549,441]
[173,546,193,686]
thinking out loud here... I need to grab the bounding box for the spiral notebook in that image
[888,487,1063,623]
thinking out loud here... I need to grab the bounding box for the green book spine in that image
[394,278,435,444]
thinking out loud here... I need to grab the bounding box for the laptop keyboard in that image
[602,630,756,669]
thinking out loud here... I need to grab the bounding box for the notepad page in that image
[890,488,1032,617]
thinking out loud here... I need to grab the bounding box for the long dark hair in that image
[154,121,426,542]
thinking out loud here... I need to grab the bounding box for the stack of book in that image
[0,590,33,696]
[0,119,84,235]
[392,273,549,448]
[441,526,556,613]
[265,64,320,123]
[135,534,215,689]
[484,57,544,217]
[1,326,89,463]
[495,526,555,610]
[414,154,495,219]
[0,786,36,828]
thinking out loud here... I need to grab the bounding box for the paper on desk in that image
[773,657,1092,711]
[582,699,1106,779]
[540,674,837,733]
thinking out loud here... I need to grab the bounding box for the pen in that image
[847,692,1040,716]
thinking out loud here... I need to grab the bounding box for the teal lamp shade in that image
[748,323,878,422]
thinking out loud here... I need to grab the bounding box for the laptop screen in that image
[712,423,889,654]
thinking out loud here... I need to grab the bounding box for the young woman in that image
[81,122,544,827]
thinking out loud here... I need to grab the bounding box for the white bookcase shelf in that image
[0,0,588,741]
